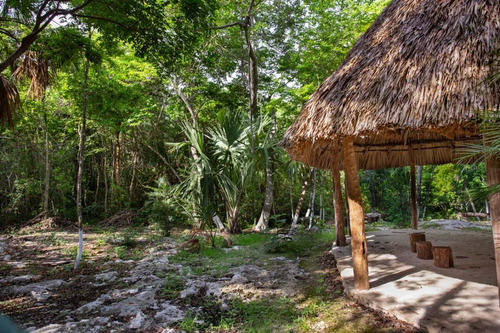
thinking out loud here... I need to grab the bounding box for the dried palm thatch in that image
[0,74,20,127]
[12,51,51,100]
[282,0,500,170]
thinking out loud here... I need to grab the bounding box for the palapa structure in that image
[282,0,500,296]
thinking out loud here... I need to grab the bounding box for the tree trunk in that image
[255,152,273,231]
[342,137,369,290]
[319,191,323,221]
[213,215,227,232]
[114,131,121,187]
[410,163,418,229]
[416,165,422,220]
[485,156,500,306]
[74,57,90,270]
[228,206,241,234]
[332,156,346,246]
[129,150,138,202]
[242,17,258,153]
[290,175,309,230]
[366,170,376,212]
[104,153,108,214]
[308,169,317,229]
[42,113,50,216]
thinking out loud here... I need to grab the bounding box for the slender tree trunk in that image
[290,175,309,230]
[95,167,99,204]
[485,156,500,306]
[319,192,323,221]
[43,113,50,216]
[104,153,108,214]
[366,170,376,212]
[129,150,137,203]
[342,137,369,290]
[416,165,422,220]
[289,182,294,219]
[114,131,121,187]
[332,156,346,246]
[255,153,273,231]
[410,164,418,229]
[75,58,90,270]
[114,130,121,209]
[308,169,317,229]
[242,17,257,153]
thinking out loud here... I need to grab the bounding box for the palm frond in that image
[12,51,51,100]
[0,74,20,127]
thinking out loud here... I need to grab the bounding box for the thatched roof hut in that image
[282,0,500,170]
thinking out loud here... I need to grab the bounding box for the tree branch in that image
[209,21,241,30]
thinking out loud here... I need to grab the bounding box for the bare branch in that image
[209,21,241,30]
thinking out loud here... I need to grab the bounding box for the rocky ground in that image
[0,223,422,332]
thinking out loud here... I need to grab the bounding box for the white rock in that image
[3,254,11,261]
[129,311,146,329]
[31,290,52,302]
[154,302,185,323]
[31,324,62,333]
[95,271,118,282]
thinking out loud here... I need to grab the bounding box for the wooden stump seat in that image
[433,246,454,268]
[409,232,426,253]
[416,241,433,259]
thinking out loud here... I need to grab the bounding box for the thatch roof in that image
[282,0,500,170]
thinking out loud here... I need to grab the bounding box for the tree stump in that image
[433,246,454,268]
[416,241,433,259]
[409,232,426,252]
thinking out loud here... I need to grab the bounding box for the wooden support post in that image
[486,156,500,306]
[332,153,346,246]
[410,163,418,229]
[342,137,369,290]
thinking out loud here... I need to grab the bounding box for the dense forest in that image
[0,0,490,233]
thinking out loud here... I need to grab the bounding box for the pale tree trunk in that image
[485,156,500,306]
[114,130,121,210]
[42,113,50,216]
[74,58,90,270]
[213,215,226,232]
[290,174,310,231]
[129,150,138,202]
[410,163,418,229]
[308,169,317,229]
[416,165,422,220]
[332,156,346,246]
[342,137,369,290]
[255,154,273,231]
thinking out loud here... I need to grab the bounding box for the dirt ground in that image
[0,221,424,332]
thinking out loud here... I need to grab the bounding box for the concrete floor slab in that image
[332,229,499,333]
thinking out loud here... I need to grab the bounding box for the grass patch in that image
[162,272,186,299]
